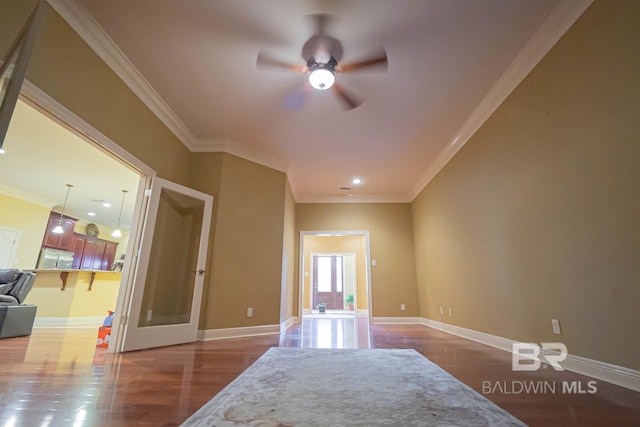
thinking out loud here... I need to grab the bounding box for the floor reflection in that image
[294,314,372,349]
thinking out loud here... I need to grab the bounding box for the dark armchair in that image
[0,269,38,338]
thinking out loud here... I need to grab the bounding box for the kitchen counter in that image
[29,269,122,291]
[26,270,123,324]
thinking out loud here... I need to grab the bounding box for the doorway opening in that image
[308,253,355,317]
[0,82,152,353]
[298,231,372,322]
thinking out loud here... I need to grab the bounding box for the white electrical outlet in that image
[448,308,453,317]
[247,307,253,318]
[372,259,377,266]
[400,304,406,311]
[552,319,561,335]
[439,306,444,315]
[146,310,152,321]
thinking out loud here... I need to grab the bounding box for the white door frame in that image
[299,231,372,323]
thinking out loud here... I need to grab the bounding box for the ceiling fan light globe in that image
[52,225,64,234]
[309,68,335,90]
[111,229,122,238]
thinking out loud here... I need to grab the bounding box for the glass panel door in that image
[120,177,212,351]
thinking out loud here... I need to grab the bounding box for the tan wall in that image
[302,235,368,311]
[412,0,640,370]
[280,180,297,322]
[193,154,286,329]
[188,152,225,329]
[296,204,419,317]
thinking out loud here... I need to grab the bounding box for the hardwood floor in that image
[0,318,638,426]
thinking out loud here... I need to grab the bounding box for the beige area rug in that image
[182,348,526,426]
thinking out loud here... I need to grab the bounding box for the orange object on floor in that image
[96,326,111,347]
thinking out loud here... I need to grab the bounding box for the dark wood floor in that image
[0,317,638,426]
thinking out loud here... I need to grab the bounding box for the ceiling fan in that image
[256,14,388,111]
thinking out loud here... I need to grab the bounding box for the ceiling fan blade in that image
[332,83,362,111]
[257,50,306,73]
[337,49,388,73]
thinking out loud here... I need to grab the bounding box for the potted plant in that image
[345,294,354,311]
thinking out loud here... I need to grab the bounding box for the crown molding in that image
[407,0,594,201]
[46,0,195,149]
[191,138,289,173]
[188,137,229,152]
[46,0,292,176]
[295,193,410,204]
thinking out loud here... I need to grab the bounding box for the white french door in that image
[118,177,212,351]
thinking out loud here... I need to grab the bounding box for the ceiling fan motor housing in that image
[307,57,338,90]
[307,56,337,73]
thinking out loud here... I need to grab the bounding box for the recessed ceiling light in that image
[352,178,361,185]
[102,202,111,208]
[88,212,96,216]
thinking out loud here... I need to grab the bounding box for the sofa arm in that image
[0,295,18,305]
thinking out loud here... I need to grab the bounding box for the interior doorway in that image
[311,253,356,314]
[299,232,371,322]
[0,83,150,353]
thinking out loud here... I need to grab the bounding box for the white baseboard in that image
[280,316,298,332]
[420,318,640,392]
[357,309,369,317]
[198,324,280,341]
[420,318,514,352]
[34,316,104,329]
[302,308,312,315]
[559,352,640,393]
[372,317,423,324]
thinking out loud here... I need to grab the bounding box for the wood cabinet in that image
[102,241,118,271]
[42,212,77,251]
[80,238,107,270]
[43,211,119,271]
[70,234,87,269]
[74,235,118,271]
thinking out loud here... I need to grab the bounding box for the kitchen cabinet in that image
[102,241,118,271]
[80,238,107,270]
[77,237,118,271]
[41,212,118,271]
[70,234,87,269]
[42,212,77,250]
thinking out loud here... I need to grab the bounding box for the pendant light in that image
[52,184,73,234]
[111,189,128,238]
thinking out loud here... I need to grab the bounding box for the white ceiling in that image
[44,0,589,202]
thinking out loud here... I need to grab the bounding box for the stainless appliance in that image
[37,248,74,269]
